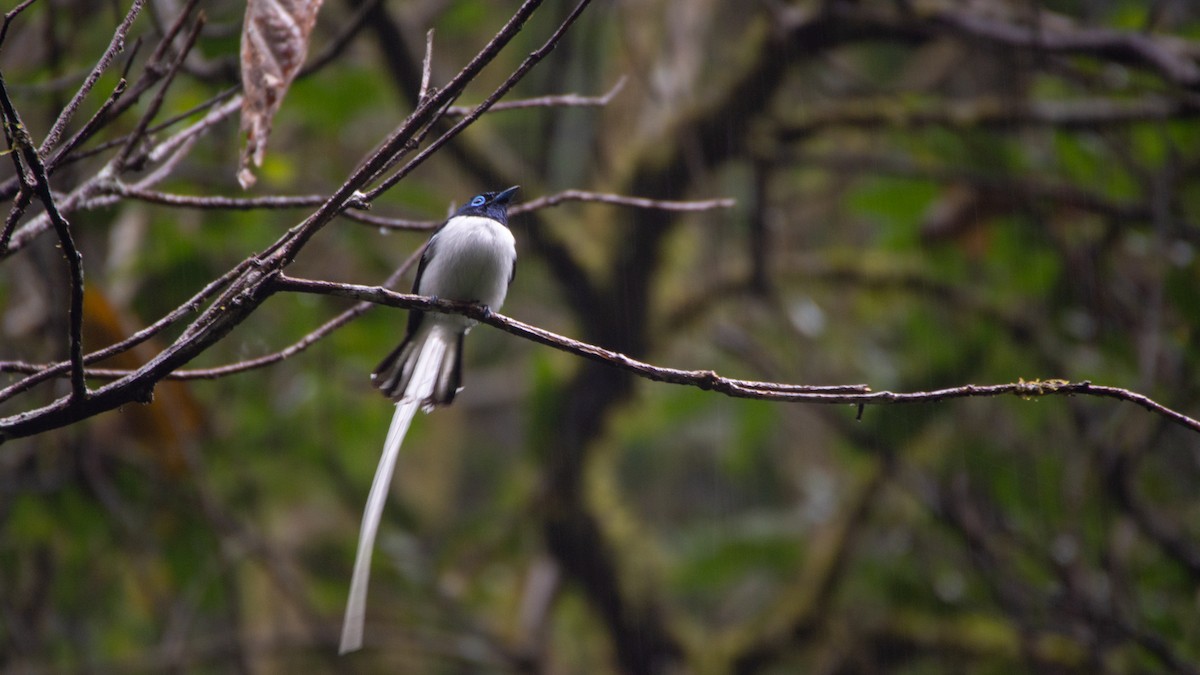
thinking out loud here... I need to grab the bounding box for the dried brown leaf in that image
[238,0,324,189]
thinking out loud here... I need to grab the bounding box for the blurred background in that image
[2,0,1200,672]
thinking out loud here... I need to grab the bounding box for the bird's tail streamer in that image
[339,330,448,654]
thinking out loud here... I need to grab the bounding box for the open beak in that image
[494,185,520,204]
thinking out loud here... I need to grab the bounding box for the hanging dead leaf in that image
[238,0,325,188]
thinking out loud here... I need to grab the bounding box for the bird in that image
[340,186,519,654]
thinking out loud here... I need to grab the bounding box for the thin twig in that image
[113,15,206,171]
[39,0,148,154]
[512,189,734,214]
[419,29,434,102]
[58,88,239,168]
[48,78,128,166]
[443,75,626,116]
[114,186,328,210]
[145,96,242,166]
[142,0,204,73]
[340,210,435,230]
[0,187,31,251]
[0,0,41,50]
[129,135,197,191]
[111,185,434,234]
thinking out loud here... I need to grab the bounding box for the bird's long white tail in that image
[339,330,448,654]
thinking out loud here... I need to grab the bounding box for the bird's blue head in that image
[455,186,519,225]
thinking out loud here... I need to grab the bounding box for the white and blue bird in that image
[340,186,519,654]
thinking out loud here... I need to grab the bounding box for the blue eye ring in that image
[470,195,486,207]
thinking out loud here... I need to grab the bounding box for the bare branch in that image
[144,96,242,166]
[270,275,1200,435]
[113,186,327,211]
[512,189,734,215]
[0,72,87,400]
[58,88,238,168]
[38,0,148,154]
[419,29,434,103]
[0,0,42,51]
[0,188,30,251]
[339,210,435,230]
[49,78,129,166]
[112,15,207,171]
[443,76,626,116]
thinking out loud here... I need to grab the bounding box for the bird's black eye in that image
[470,195,486,207]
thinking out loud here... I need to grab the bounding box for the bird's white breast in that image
[418,215,516,315]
